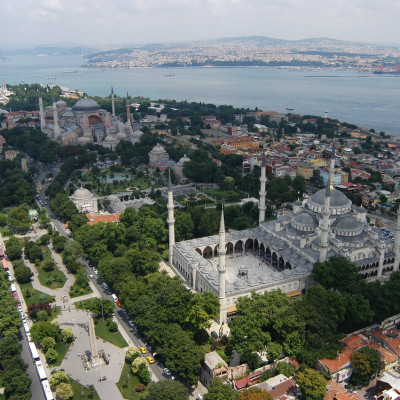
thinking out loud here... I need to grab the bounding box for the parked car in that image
[140,347,147,354]
[146,356,155,364]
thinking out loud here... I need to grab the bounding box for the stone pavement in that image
[3,229,129,400]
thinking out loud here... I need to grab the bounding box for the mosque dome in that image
[226,283,234,292]
[291,212,317,231]
[247,276,259,286]
[308,188,352,214]
[72,98,101,112]
[332,216,363,235]
[295,266,306,275]
[150,143,166,153]
[258,275,271,283]
[178,154,191,164]
[116,131,128,140]
[282,269,294,277]
[233,279,247,289]
[104,134,117,143]
[271,271,283,280]
[133,130,144,139]
[71,187,94,200]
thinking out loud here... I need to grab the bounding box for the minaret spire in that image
[111,87,115,117]
[39,95,46,131]
[259,151,267,225]
[393,206,400,271]
[218,205,227,324]
[52,97,61,139]
[319,141,335,262]
[126,92,131,125]
[167,170,175,267]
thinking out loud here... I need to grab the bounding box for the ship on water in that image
[373,64,400,75]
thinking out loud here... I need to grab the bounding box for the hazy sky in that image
[2,0,400,46]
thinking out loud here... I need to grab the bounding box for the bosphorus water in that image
[1,54,399,136]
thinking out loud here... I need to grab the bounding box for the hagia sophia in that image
[167,144,400,323]
[39,90,144,148]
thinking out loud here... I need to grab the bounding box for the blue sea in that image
[1,55,399,136]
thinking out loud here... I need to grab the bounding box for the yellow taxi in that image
[146,356,155,364]
[139,346,147,354]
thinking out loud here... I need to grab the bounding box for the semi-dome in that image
[116,131,128,140]
[104,134,117,143]
[332,216,363,235]
[72,98,101,112]
[133,130,144,139]
[178,154,191,164]
[308,188,352,214]
[71,187,94,200]
[291,212,317,231]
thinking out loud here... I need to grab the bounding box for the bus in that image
[41,380,54,400]
[2,259,8,270]
[12,292,20,302]
[35,361,47,381]
[10,283,16,292]
[0,248,4,258]
[29,342,40,361]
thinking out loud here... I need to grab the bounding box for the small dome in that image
[201,264,213,275]
[71,187,94,200]
[178,154,191,164]
[133,130,144,138]
[357,206,366,213]
[104,134,117,143]
[150,143,166,153]
[116,131,128,140]
[258,275,271,283]
[271,271,283,280]
[247,276,259,286]
[294,266,306,275]
[294,199,302,206]
[233,280,247,289]
[72,98,101,112]
[208,270,219,282]
[199,259,209,267]
[282,269,294,277]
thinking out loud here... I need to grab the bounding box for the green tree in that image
[6,245,22,260]
[56,382,74,400]
[52,235,67,253]
[13,265,33,283]
[239,387,273,400]
[45,348,58,364]
[41,336,55,352]
[125,346,140,363]
[204,378,239,400]
[275,362,296,377]
[7,204,31,232]
[267,342,283,363]
[145,379,189,400]
[310,169,324,188]
[50,370,69,387]
[138,364,151,384]
[42,260,56,272]
[295,368,327,400]
[30,321,59,343]
[61,328,74,343]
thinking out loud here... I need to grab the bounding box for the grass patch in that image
[69,377,101,400]
[74,299,93,310]
[69,282,93,298]
[48,342,71,367]
[36,246,66,289]
[19,282,54,307]
[117,362,149,399]
[132,176,151,190]
[94,320,128,348]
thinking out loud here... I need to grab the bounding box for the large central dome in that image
[72,98,101,112]
[307,188,352,214]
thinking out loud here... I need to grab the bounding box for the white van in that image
[111,294,118,303]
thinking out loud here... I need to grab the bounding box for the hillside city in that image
[82,37,400,72]
[1,82,400,400]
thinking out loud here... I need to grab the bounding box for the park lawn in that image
[37,246,66,289]
[74,299,93,310]
[132,176,150,190]
[94,320,128,348]
[19,282,54,306]
[48,342,71,367]
[69,377,101,400]
[117,362,149,400]
[69,282,93,298]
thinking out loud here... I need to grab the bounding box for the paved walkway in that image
[3,229,128,400]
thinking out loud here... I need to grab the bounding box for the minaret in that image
[111,87,115,117]
[167,171,175,267]
[324,105,328,120]
[218,207,227,324]
[52,99,61,139]
[126,92,131,125]
[393,206,400,271]
[39,96,46,131]
[319,142,335,263]
[259,151,267,225]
